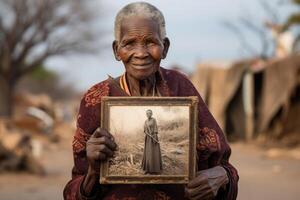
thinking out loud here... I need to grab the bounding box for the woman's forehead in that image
[120,17,160,39]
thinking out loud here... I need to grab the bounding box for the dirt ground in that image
[231,143,300,200]
[109,128,189,176]
[0,140,299,200]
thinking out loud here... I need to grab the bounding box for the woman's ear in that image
[112,40,121,61]
[162,37,170,59]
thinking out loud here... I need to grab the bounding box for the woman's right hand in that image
[86,127,117,175]
[81,128,117,197]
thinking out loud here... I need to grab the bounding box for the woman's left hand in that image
[185,166,229,200]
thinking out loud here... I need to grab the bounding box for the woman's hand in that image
[86,127,117,174]
[82,128,117,196]
[185,166,229,200]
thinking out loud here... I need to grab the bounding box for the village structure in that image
[0,1,300,199]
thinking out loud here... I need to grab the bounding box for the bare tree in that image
[222,0,282,59]
[282,0,300,50]
[0,0,102,117]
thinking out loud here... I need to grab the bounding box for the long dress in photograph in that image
[141,117,163,174]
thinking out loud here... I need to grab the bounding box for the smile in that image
[131,63,153,69]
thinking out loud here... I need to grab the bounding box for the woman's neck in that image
[126,72,156,96]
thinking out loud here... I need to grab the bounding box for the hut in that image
[191,54,300,142]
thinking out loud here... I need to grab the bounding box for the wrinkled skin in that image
[113,16,170,81]
[86,128,117,173]
[82,128,117,196]
[82,16,228,199]
[185,166,229,200]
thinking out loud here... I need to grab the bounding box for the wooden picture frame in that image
[100,97,198,184]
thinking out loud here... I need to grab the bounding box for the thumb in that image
[91,127,102,138]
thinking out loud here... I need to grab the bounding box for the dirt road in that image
[0,142,299,200]
[231,143,300,200]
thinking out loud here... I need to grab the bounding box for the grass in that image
[108,119,189,176]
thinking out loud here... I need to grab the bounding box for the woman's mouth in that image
[131,63,153,69]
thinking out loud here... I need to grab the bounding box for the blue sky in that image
[46,0,295,91]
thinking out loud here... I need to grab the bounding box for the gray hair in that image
[114,2,166,41]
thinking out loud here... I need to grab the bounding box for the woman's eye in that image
[147,41,156,46]
[126,42,133,46]
[122,41,134,48]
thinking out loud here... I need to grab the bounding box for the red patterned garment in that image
[63,67,239,200]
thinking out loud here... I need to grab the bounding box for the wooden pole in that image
[243,71,254,141]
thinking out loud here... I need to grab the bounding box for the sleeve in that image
[144,121,147,133]
[63,81,110,200]
[196,95,239,200]
[176,74,239,200]
[153,119,158,133]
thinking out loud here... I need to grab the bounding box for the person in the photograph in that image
[142,109,162,174]
[64,2,238,200]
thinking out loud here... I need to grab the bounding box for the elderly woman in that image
[64,2,238,200]
[142,109,162,174]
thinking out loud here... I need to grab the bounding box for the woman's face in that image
[146,110,152,118]
[113,17,170,80]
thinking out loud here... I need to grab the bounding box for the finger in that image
[88,136,118,151]
[93,151,106,160]
[91,127,102,138]
[91,127,113,139]
[187,175,208,188]
[96,144,114,157]
[89,136,110,144]
[93,160,101,172]
[99,128,114,139]
[89,136,117,150]
[184,187,190,199]
[191,189,215,200]
[190,190,208,200]
[99,136,117,150]
[189,184,211,198]
[196,170,212,177]
[88,136,117,150]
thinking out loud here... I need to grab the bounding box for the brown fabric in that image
[63,67,239,200]
[191,61,249,130]
[257,54,300,132]
[142,117,163,173]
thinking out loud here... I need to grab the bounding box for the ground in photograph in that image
[108,119,189,176]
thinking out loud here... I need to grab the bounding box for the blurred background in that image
[0,0,300,199]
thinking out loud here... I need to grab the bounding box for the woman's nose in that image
[133,45,149,59]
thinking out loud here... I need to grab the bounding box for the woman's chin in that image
[126,63,159,80]
[130,70,155,80]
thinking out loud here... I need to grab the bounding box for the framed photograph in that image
[100,97,198,184]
